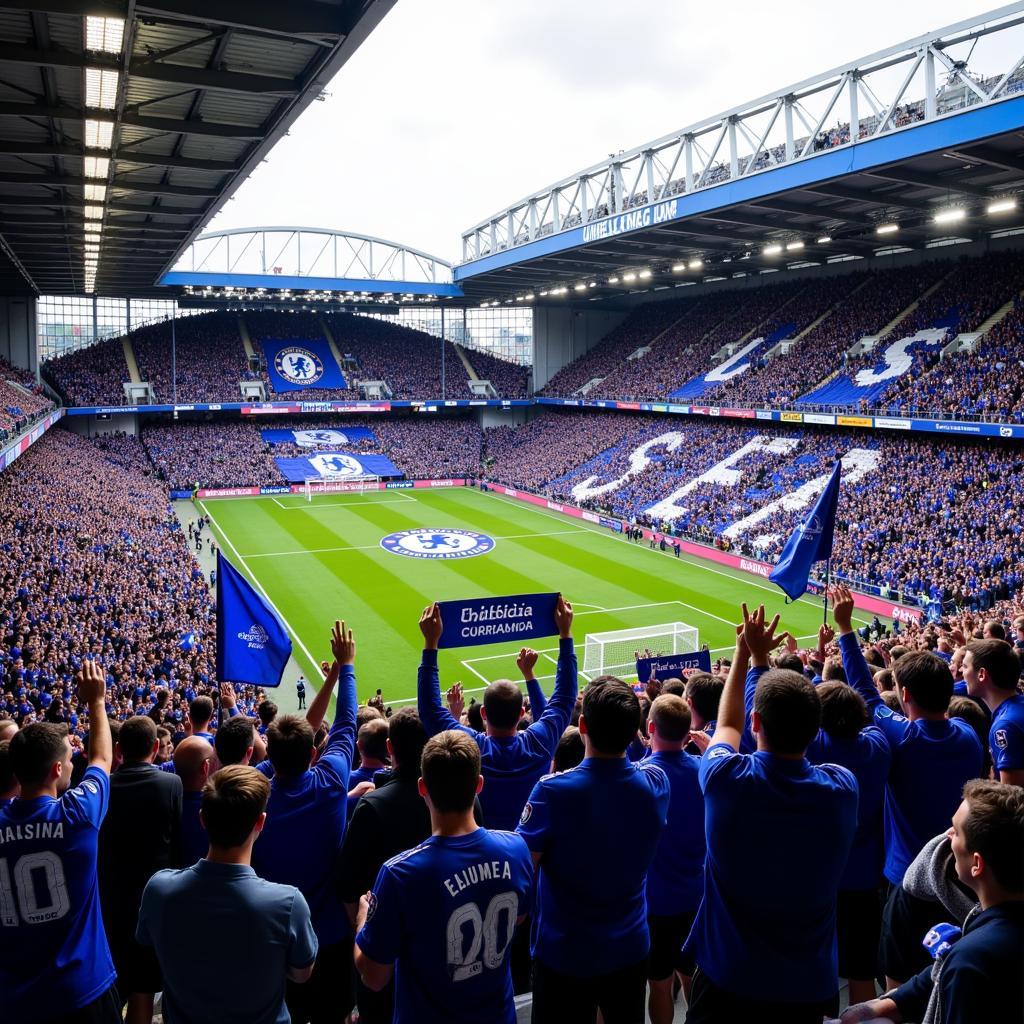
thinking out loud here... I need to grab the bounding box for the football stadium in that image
[2,3,1024,1023]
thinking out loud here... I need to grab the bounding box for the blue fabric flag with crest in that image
[768,461,842,601]
[215,550,291,687]
[260,337,347,393]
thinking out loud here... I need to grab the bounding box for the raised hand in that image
[829,585,855,635]
[818,622,835,654]
[741,604,786,665]
[446,682,465,720]
[554,595,573,639]
[419,603,443,650]
[785,631,799,654]
[75,660,106,704]
[331,620,356,666]
[516,648,539,679]
[219,681,236,710]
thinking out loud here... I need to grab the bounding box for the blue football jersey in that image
[357,829,532,1024]
[990,693,1024,773]
[0,766,116,1018]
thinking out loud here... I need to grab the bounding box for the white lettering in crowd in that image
[854,329,947,386]
[581,199,679,243]
[443,859,513,897]
[571,432,685,502]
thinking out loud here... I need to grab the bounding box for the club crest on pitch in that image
[380,528,495,560]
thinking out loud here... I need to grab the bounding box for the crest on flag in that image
[274,346,324,385]
[309,453,363,478]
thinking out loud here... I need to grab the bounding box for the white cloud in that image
[208,0,1007,264]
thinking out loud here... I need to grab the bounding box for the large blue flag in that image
[275,451,402,483]
[216,550,291,687]
[768,461,842,601]
[260,337,348,392]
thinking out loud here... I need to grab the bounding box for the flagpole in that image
[823,557,831,625]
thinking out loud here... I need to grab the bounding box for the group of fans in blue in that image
[0,589,1022,1024]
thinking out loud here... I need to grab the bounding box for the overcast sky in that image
[207,0,1010,264]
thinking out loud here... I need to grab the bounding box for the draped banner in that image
[635,650,712,683]
[260,337,348,392]
[275,451,402,482]
[260,427,376,446]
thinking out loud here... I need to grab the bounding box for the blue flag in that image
[437,593,559,649]
[216,550,291,687]
[768,461,842,601]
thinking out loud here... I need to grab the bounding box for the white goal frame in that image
[304,475,382,501]
[583,622,700,677]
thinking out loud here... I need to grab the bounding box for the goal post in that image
[583,622,700,677]
[304,474,382,501]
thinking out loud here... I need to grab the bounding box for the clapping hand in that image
[446,682,465,720]
[331,620,356,666]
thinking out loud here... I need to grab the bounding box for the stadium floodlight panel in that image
[574,283,586,292]
[623,272,637,282]
[84,205,104,219]
[816,235,832,244]
[524,293,535,301]
[876,222,899,235]
[786,240,804,251]
[608,276,619,284]
[86,16,125,53]
[933,208,965,225]
[85,67,119,109]
[763,244,783,255]
[672,263,686,272]
[987,198,1017,215]
[84,119,114,149]
[84,184,106,201]
[589,281,597,288]
[84,156,110,179]
[638,269,652,279]
[688,258,703,269]
[539,289,549,296]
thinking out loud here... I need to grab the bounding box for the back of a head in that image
[893,651,954,713]
[421,730,480,813]
[889,645,909,662]
[190,695,214,728]
[466,701,484,731]
[10,722,67,788]
[386,707,425,772]
[257,701,278,728]
[582,677,641,756]
[266,714,315,778]
[215,716,255,767]
[553,727,584,772]
[774,652,805,676]
[822,658,847,684]
[482,680,523,731]
[817,682,868,740]
[947,696,990,751]
[357,718,389,763]
[202,765,270,849]
[966,638,1019,692]
[685,672,723,723]
[119,715,158,762]
[983,621,1006,641]
[880,690,902,712]
[753,669,821,756]
[661,676,686,698]
[649,694,692,744]
[357,705,384,731]
[961,779,1024,894]
[174,736,214,788]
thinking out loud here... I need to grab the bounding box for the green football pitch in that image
[197,486,871,708]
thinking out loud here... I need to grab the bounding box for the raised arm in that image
[304,660,340,732]
[520,649,548,720]
[317,622,358,784]
[525,597,577,751]
[79,661,112,773]
[711,624,750,753]
[831,585,882,712]
[416,603,470,738]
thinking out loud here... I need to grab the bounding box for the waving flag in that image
[216,550,291,687]
[768,461,842,601]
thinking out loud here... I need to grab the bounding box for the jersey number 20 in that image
[446,891,518,982]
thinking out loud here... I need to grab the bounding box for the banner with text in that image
[260,426,376,446]
[636,650,712,682]
[437,593,559,648]
[275,451,402,483]
[260,337,348,393]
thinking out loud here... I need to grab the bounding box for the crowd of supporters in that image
[539,249,1024,421]
[485,410,1024,611]
[43,311,529,406]
[0,355,55,443]
[141,414,484,490]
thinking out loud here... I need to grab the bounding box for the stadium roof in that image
[0,0,394,297]
[454,4,1024,305]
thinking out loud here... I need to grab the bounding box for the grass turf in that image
[197,486,869,707]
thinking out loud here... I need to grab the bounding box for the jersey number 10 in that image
[0,853,71,926]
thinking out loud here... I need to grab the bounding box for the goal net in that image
[304,475,381,501]
[583,622,700,677]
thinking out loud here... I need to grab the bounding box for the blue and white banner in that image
[261,427,376,447]
[636,650,712,682]
[260,337,348,393]
[216,551,291,687]
[275,451,402,483]
[437,593,559,648]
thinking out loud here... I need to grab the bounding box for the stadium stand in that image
[0,355,54,444]
[43,312,530,406]
[485,409,1024,610]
